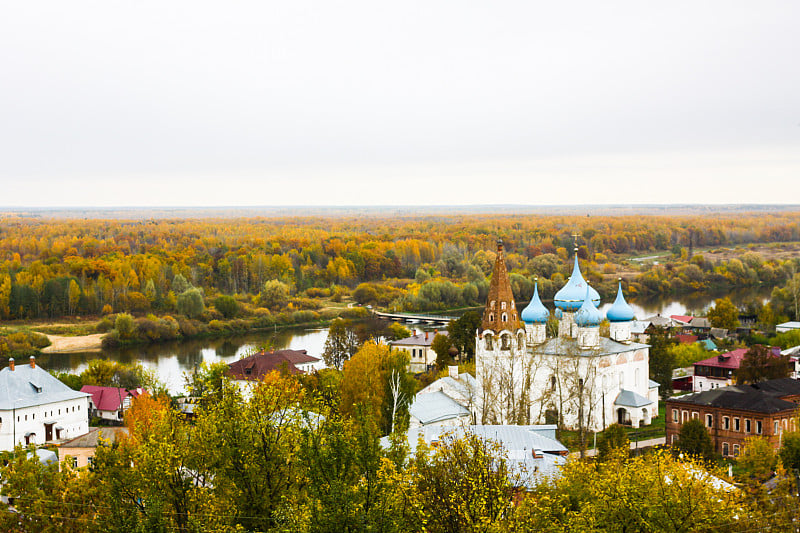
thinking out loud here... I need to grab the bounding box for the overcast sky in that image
[1,1,798,207]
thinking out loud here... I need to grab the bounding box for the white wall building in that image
[0,357,90,451]
[389,329,447,373]
[476,242,657,431]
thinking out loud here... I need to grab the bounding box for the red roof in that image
[676,334,698,344]
[80,386,143,412]
[693,347,781,370]
[670,315,694,325]
[227,349,319,380]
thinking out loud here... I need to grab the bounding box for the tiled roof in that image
[0,361,90,410]
[389,330,447,347]
[227,349,319,380]
[80,386,143,412]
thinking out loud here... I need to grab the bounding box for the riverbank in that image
[40,333,104,354]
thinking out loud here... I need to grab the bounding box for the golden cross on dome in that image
[572,232,581,251]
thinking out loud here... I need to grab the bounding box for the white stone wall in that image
[693,375,732,392]
[0,397,90,452]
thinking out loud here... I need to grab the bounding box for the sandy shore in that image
[41,333,105,353]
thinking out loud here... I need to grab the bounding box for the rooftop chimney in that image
[425,331,429,341]
[30,356,36,368]
[9,358,14,371]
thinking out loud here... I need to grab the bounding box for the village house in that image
[227,349,320,394]
[666,378,800,457]
[388,329,447,373]
[407,366,478,427]
[0,357,90,451]
[692,347,783,392]
[59,426,128,468]
[81,385,144,423]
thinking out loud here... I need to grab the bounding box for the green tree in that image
[213,294,239,318]
[430,333,453,370]
[778,430,800,472]
[597,423,630,461]
[737,344,790,384]
[674,418,716,462]
[706,297,740,330]
[260,279,289,310]
[737,436,777,484]
[447,310,481,361]
[648,327,676,399]
[115,312,135,340]
[387,321,411,341]
[176,287,205,318]
[322,318,359,370]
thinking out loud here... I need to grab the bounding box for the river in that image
[38,286,773,394]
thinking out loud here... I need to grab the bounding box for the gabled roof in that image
[227,349,319,380]
[709,328,728,339]
[646,315,678,328]
[630,320,650,334]
[689,317,711,328]
[80,386,143,412]
[0,362,90,410]
[409,391,470,425]
[671,315,694,325]
[699,339,718,351]
[389,330,447,347]
[614,389,654,408]
[60,427,128,448]
[693,347,780,370]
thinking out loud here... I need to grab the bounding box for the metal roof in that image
[389,330,447,347]
[408,391,470,425]
[614,389,654,408]
[530,336,648,357]
[0,363,90,410]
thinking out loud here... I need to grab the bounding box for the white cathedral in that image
[475,240,659,431]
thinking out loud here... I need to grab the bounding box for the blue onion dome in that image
[555,307,563,319]
[574,286,602,327]
[521,280,550,324]
[554,254,601,311]
[606,280,636,322]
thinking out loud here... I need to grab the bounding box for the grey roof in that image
[777,322,800,329]
[389,330,447,347]
[630,320,650,334]
[419,372,478,399]
[648,379,660,389]
[61,427,128,448]
[646,315,677,328]
[530,337,648,357]
[614,389,654,408]
[709,328,728,338]
[408,391,470,425]
[668,379,800,414]
[29,448,58,466]
[385,425,568,489]
[690,317,711,328]
[0,363,90,410]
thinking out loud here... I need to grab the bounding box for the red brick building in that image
[666,378,800,458]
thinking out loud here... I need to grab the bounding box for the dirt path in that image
[40,333,104,353]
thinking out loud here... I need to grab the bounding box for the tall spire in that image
[481,239,522,332]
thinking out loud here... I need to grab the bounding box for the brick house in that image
[692,347,782,392]
[666,378,800,458]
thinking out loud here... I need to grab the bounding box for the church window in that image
[618,372,624,388]
[501,313,507,322]
[511,301,515,309]
[490,301,495,310]
[501,334,510,350]
[550,376,557,391]
[489,313,494,323]
[518,332,524,347]
[485,335,493,350]
[634,368,640,387]
[501,302,506,311]
[512,313,516,321]
[578,378,584,390]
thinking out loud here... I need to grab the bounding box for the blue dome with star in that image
[574,286,603,327]
[554,255,600,311]
[521,281,549,324]
[606,281,635,322]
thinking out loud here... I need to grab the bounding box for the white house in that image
[389,329,448,373]
[476,241,657,431]
[0,357,90,451]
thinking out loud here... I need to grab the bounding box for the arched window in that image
[550,376,557,391]
[501,302,507,310]
[485,334,493,350]
[518,332,524,347]
[501,334,511,350]
[511,301,515,309]
[501,313,508,322]
[490,301,495,310]
[489,313,494,323]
